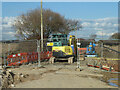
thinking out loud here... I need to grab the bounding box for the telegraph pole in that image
[41,0,43,52]
[101,30,103,58]
[37,0,43,67]
[37,39,41,67]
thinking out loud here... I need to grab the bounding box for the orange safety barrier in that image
[78,48,87,54]
[7,51,53,66]
[87,64,117,72]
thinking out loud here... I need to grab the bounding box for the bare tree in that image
[14,8,82,40]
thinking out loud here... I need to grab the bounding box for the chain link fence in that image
[1,36,120,69]
[1,40,37,67]
[1,39,52,68]
[95,40,120,58]
[76,37,120,58]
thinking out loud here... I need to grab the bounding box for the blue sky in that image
[2,2,118,19]
[1,2,119,40]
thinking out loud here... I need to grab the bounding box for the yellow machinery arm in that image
[69,35,77,55]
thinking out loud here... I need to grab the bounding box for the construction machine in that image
[47,33,77,64]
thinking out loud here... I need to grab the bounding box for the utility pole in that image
[41,0,43,52]
[101,30,103,58]
[37,40,41,67]
[37,0,43,67]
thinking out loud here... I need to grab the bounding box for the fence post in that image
[4,54,6,67]
[37,40,41,67]
[76,38,81,69]
[8,44,10,55]
[101,42,103,58]
[109,66,112,72]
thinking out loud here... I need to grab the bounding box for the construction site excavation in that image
[0,1,120,89]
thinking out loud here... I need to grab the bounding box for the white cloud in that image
[2,17,16,40]
[2,17,16,28]
[75,17,118,40]
[107,32,114,36]
[82,22,91,27]
[96,31,114,36]
[80,18,118,33]
[94,28,103,31]
[7,31,16,35]
[94,22,99,27]
[96,31,105,36]
[113,24,118,27]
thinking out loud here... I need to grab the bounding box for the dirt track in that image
[8,62,117,88]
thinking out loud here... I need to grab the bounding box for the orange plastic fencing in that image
[78,48,87,54]
[7,51,53,66]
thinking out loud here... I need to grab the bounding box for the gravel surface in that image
[7,62,117,88]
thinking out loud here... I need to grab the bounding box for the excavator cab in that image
[47,33,68,47]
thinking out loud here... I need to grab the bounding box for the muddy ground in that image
[5,61,118,88]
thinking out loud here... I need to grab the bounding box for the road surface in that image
[9,62,116,88]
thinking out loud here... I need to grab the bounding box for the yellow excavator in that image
[47,33,77,64]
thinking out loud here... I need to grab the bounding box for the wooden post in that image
[41,0,43,52]
[37,40,41,67]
